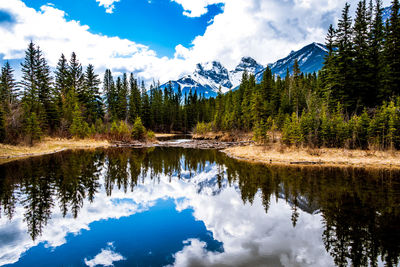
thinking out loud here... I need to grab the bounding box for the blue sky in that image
[0,0,393,83]
[20,0,224,58]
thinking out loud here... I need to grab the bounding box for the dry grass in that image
[0,137,110,164]
[223,143,400,169]
[192,131,253,142]
[154,133,184,138]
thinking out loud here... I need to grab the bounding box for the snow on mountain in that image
[255,42,327,82]
[160,61,232,98]
[161,42,327,98]
[229,57,264,89]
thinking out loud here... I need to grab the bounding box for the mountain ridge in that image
[160,42,328,98]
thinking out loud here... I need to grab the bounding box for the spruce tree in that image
[141,82,151,128]
[334,3,355,111]
[35,45,58,130]
[68,52,83,96]
[320,24,337,107]
[83,64,103,124]
[104,69,117,120]
[20,42,45,137]
[291,59,302,117]
[20,41,40,114]
[116,73,128,121]
[0,61,16,112]
[55,54,69,124]
[128,73,141,123]
[385,0,400,96]
[369,0,386,103]
[70,103,89,138]
[353,0,371,108]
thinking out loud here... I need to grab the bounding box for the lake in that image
[0,147,399,267]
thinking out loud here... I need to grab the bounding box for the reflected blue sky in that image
[3,199,222,267]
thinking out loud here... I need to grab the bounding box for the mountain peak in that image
[260,42,327,80]
[195,61,227,75]
[233,57,263,72]
[161,42,328,98]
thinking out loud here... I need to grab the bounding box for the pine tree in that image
[353,0,371,108]
[103,69,117,120]
[141,81,151,128]
[385,0,400,96]
[369,0,386,103]
[128,73,141,123]
[20,42,45,137]
[70,103,89,138]
[35,45,58,131]
[116,73,128,121]
[83,64,103,124]
[68,52,84,96]
[55,54,69,124]
[334,3,355,111]
[291,59,303,117]
[20,41,40,114]
[0,61,17,112]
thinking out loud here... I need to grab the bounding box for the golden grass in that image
[223,143,400,169]
[0,137,110,164]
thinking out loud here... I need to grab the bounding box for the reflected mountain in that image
[0,147,399,266]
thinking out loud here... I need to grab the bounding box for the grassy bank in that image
[223,143,400,169]
[0,138,110,164]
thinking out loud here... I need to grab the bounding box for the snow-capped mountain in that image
[160,61,233,98]
[229,57,264,89]
[256,42,327,82]
[161,42,327,98]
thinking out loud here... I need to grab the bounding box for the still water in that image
[0,147,399,267]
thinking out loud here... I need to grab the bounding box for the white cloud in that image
[171,0,225,17]
[95,0,120,14]
[169,187,333,267]
[84,242,126,267]
[0,0,192,83]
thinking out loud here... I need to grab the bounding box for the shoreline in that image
[0,138,111,165]
[1,138,400,170]
[222,145,400,170]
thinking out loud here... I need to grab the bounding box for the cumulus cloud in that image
[84,242,126,267]
[173,0,381,70]
[171,0,225,17]
[170,186,332,267]
[96,0,120,14]
[0,0,191,83]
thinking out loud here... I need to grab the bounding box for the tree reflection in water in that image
[0,147,399,266]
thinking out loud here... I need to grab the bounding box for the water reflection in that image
[0,147,399,266]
